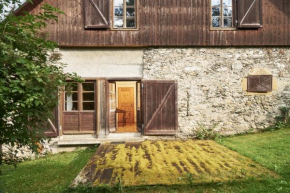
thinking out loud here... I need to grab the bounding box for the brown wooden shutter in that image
[237,0,262,28]
[84,0,110,29]
[247,75,272,92]
[142,80,178,136]
[44,107,58,137]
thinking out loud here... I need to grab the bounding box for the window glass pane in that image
[211,0,220,6]
[126,8,135,16]
[126,18,135,28]
[126,0,135,6]
[65,102,78,111]
[114,7,123,16]
[65,93,78,101]
[82,83,94,91]
[223,7,232,16]
[224,17,232,27]
[83,102,95,110]
[114,17,124,28]
[212,7,220,16]
[212,17,220,27]
[83,93,95,101]
[223,0,232,6]
[114,0,123,6]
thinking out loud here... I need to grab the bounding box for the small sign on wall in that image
[247,75,273,92]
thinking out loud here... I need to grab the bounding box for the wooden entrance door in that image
[118,87,134,123]
[142,80,178,135]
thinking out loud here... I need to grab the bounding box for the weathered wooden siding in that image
[20,0,290,46]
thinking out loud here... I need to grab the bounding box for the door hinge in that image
[142,124,144,129]
[141,83,144,88]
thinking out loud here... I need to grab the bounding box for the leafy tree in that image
[0,0,81,166]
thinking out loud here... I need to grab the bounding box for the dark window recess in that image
[247,75,272,92]
[237,0,262,28]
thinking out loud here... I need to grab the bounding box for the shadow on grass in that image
[64,175,290,193]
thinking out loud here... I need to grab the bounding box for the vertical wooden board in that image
[63,113,79,132]
[80,113,95,131]
[98,79,109,135]
[142,80,177,135]
[15,0,290,46]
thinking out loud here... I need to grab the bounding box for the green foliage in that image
[0,147,96,193]
[194,123,220,140]
[64,183,123,193]
[0,0,81,166]
[186,173,194,187]
[274,107,290,129]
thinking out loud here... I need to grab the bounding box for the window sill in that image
[110,27,139,31]
[210,27,236,31]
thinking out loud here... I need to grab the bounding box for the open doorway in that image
[109,81,141,133]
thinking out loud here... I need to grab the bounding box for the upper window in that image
[211,0,233,28]
[113,0,137,29]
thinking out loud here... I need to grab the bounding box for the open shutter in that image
[84,0,110,29]
[142,80,178,136]
[237,0,262,28]
[109,82,117,133]
[45,107,58,137]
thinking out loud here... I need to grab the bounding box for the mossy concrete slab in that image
[72,140,278,187]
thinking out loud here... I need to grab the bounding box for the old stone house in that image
[15,0,290,148]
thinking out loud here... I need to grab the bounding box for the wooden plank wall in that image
[26,0,290,46]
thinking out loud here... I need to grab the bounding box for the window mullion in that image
[221,0,223,27]
[124,0,126,28]
[78,83,82,111]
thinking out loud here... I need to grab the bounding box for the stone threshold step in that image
[58,136,144,146]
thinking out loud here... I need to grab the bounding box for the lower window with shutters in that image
[62,81,96,134]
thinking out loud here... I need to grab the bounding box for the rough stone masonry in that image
[143,47,290,136]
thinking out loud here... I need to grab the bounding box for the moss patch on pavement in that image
[73,140,278,187]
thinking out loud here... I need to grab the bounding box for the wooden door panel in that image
[63,112,95,134]
[143,80,178,136]
[118,87,134,123]
[63,113,79,132]
[80,113,95,132]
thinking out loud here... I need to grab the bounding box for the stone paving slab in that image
[72,140,278,187]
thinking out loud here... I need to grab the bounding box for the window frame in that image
[210,0,236,31]
[64,81,96,112]
[111,0,139,31]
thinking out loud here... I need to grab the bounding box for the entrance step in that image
[61,134,97,140]
[58,133,143,146]
[58,134,98,146]
[106,132,142,139]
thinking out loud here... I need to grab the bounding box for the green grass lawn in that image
[1,129,290,193]
[119,129,290,193]
[0,147,96,193]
